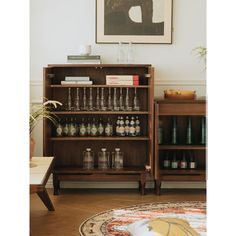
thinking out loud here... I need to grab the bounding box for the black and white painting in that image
[96,0,172,44]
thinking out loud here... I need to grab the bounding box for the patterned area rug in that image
[79,201,206,236]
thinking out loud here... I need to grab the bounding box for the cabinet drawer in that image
[158,103,206,115]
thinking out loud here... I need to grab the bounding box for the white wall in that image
[30,0,206,189]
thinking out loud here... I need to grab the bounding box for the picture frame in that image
[96,0,173,44]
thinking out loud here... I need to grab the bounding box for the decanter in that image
[133,87,140,111]
[74,88,80,111]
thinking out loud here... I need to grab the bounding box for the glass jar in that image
[83,148,94,169]
[112,148,124,169]
[98,148,110,169]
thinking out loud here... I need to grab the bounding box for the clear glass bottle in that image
[133,87,140,111]
[124,116,130,136]
[105,118,113,136]
[119,116,125,137]
[117,42,125,63]
[98,148,110,169]
[55,119,63,137]
[129,116,136,137]
[95,87,100,110]
[186,116,192,144]
[112,148,124,169]
[116,116,121,136]
[125,88,132,111]
[66,88,72,111]
[86,118,91,136]
[83,148,94,169]
[127,41,134,63]
[82,87,88,111]
[113,87,119,111]
[74,88,80,111]
[90,118,98,137]
[97,118,104,136]
[68,118,77,136]
[100,87,107,111]
[107,87,113,110]
[63,118,69,136]
[88,87,93,111]
[79,118,87,136]
[135,116,141,136]
[119,88,124,111]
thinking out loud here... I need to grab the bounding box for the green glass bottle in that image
[200,116,206,145]
[171,116,178,144]
[186,116,192,144]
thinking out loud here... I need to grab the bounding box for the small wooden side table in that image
[30,157,55,211]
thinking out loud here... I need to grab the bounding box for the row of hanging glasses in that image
[65,87,140,111]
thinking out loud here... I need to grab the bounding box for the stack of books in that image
[67,55,101,64]
[106,75,139,85]
[61,76,93,85]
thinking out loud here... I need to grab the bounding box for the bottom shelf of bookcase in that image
[53,167,148,195]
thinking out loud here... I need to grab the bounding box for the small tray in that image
[164,90,196,100]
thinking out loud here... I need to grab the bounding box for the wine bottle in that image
[180,152,188,169]
[189,152,197,169]
[186,116,192,144]
[200,116,206,144]
[171,153,179,169]
[171,116,178,144]
[158,119,163,144]
[163,152,170,169]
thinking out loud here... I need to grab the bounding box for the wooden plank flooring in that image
[30,188,206,236]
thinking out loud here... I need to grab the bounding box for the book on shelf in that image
[61,80,93,85]
[67,55,101,64]
[65,76,90,81]
[106,75,139,85]
[67,55,101,60]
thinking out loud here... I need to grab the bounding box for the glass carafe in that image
[133,87,140,111]
[74,88,80,111]
[98,148,110,169]
[83,148,94,169]
[112,148,124,169]
[82,87,88,111]
[66,88,72,111]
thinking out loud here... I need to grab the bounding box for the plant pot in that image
[30,137,35,161]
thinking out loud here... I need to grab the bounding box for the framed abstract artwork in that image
[96,0,173,44]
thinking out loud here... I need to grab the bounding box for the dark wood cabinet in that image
[43,64,154,195]
[154,99,206,195]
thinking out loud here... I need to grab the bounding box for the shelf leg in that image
[140,173,146,195]
[53,174,60,195]
[155,180,161,195]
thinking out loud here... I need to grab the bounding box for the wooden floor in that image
[30,188,206,236]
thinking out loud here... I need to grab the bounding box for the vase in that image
[30,137,35,161]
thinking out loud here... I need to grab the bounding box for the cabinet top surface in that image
[46,64,152,68]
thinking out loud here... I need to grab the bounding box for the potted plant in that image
[193,46,207,69]
[29,100,62,160]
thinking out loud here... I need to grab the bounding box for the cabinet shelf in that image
[53,111,149,115]
[50,85,149,88]
[160,169,205,175]
[54,166,147,174]
[159,145,206,150]
[50,136,149,141]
